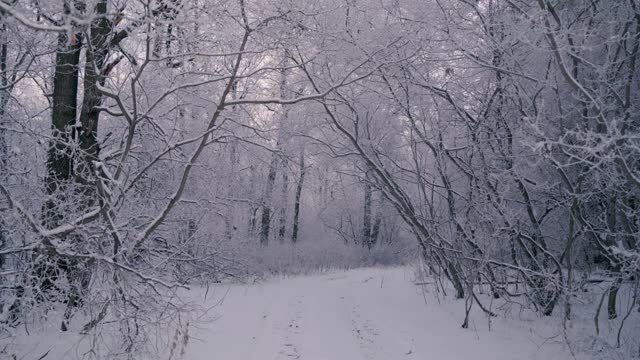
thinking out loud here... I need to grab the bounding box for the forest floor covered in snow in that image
[183,266,620,360]
[5,266,637,360]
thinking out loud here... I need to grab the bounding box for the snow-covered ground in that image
[186,267,577,360]
[6,266,635,359]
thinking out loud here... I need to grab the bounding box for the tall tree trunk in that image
[225,81,239,240]
[261,60,289,245]
[278,161,288,243]
[0,20,7,176]
[362,180,372,249]
[76,0,111,202]
[260,154,278,245]
[60,0,113,331]
[606,195,620,319]
[224,140,238,240]
[291,148,305,243]
[33,0,84,328]
[44,26,82,229]
[0,16,9,281]
[371,208,381,247]
[247,164,258,236]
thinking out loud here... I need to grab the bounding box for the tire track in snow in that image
[348,275,416,360]
[350,299,388,359]
[278,295,304,359]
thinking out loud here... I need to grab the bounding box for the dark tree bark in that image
[224,140,238,240]
[76,0,112,202]
[0,20,7,175]
[277,160,288,243]
[362,180,372,249]
[60,0,115,331]
[605,196,620,319]
[33,1,84,328]
[44,26,82,229]
[260,154,278,245]
[291,149,305,243]
[37,0,126,331]
[371,210,381,247]
[247,164,259,236]
[0,15,9,277]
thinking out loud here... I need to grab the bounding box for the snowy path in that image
[187,267,572,360]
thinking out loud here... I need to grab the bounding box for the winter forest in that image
[0,0,639,359]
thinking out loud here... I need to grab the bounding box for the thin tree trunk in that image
[225,81,239,240]
[291,148,305,243]
[278,161,288,243]
[225,140,238,240]
[362,180,372,249]
[0,21,7,176]
[371,212,381,247]
[247,164,258,236]
[447,259,466,299]
[0,19,8,272]
[262,58,289,245]
[608,277,622,320]
[564,212,576,322]
[606,195,619,319]
[260,154,278,246]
